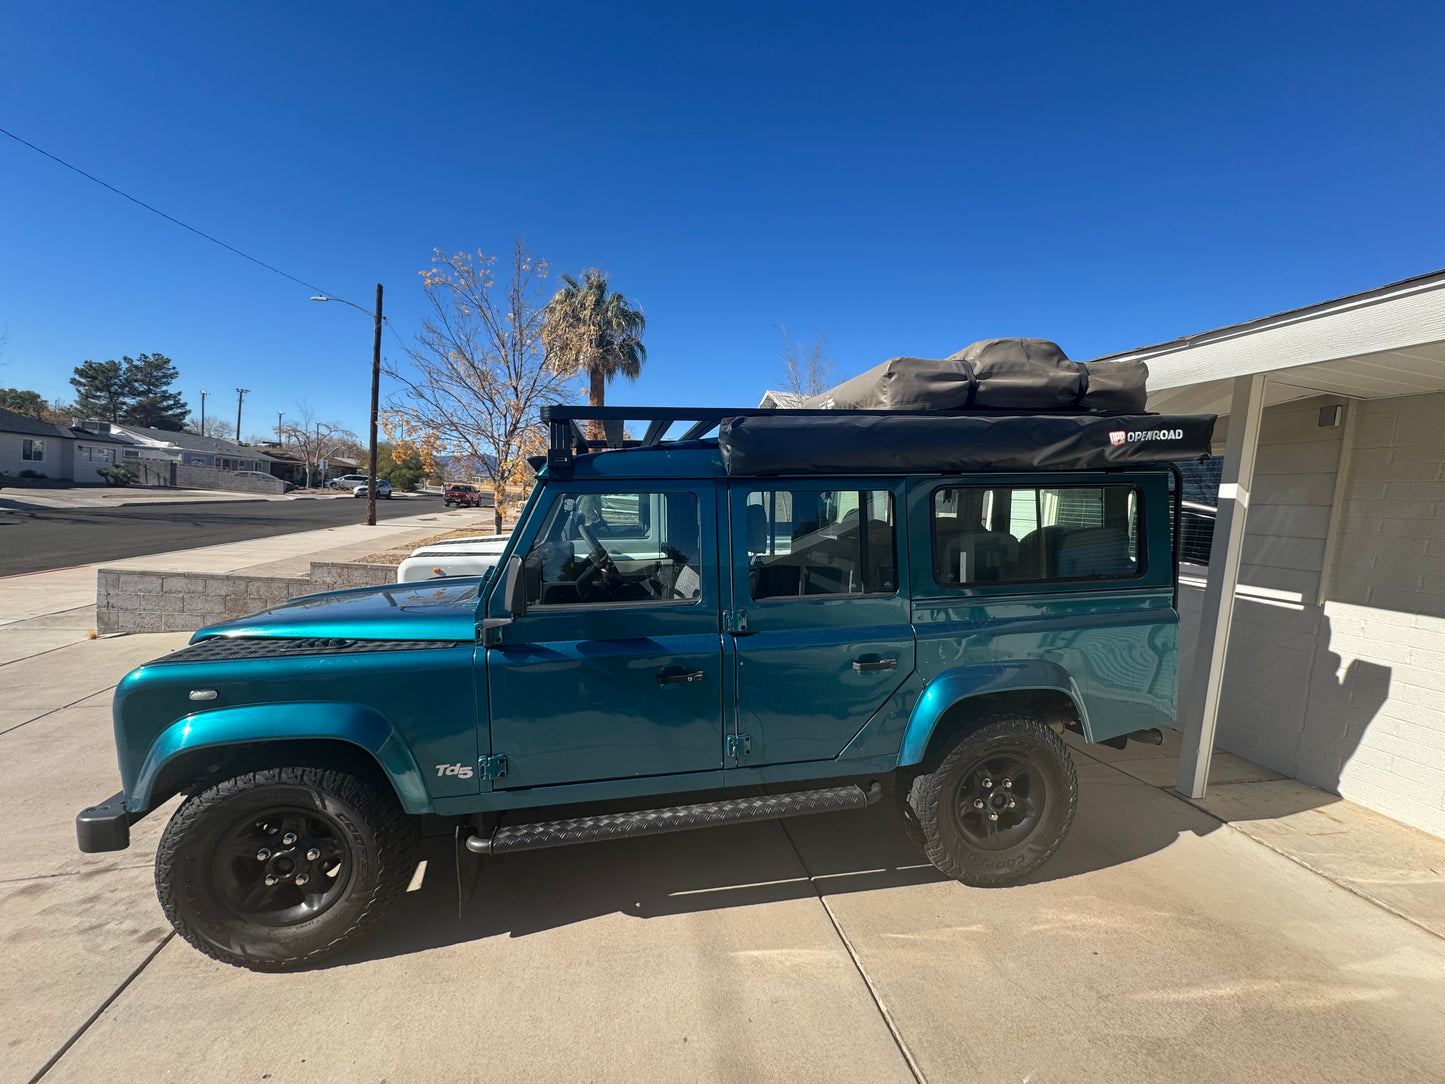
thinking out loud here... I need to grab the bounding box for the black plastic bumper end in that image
[76,791,134,853]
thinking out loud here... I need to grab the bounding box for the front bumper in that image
[76,791,135,853]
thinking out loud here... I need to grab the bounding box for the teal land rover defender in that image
[77,353,1214,971]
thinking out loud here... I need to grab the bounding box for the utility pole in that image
[200,390,209,435]
[308,284,384,526]
[235,388,250,442]
[277,410,284,444]
[367,283,383,527]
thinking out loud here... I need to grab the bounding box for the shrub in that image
[18,469,47,479]
[97,465,138,487]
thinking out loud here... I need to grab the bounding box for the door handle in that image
[852,657,898,672]
[656,669,706,686]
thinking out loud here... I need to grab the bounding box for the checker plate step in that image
[466,782,881,855]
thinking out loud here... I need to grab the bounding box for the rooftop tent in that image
[803,337,1150,414]
[718,411,1216,475]
[541,337,1214,475]
[720,337,1212,474]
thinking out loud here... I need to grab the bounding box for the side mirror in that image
[504,555,527,618]
[481,555,527,647]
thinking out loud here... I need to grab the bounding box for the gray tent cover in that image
[719,336,1214,475]
[803,337,1147,413]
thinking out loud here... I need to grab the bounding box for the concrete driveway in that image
[4,632,1445,1083]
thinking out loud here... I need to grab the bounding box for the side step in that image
[465,782,881,856]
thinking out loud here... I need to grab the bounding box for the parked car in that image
[353,479,392,499]
[77,396,1214,972]
[397,533,512,582]
[443,483,486,508]
[328,474,368,490]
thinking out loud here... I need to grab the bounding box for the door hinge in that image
[726,733,752,760]
[723,609,749,635]
[480,754,508,780]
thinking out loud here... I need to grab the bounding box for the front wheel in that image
[900,711,1077,886]
[155,764,419,971]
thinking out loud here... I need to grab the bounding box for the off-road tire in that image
[901,711,1077,886]
[155,765,419,971]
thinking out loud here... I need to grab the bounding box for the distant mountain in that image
[434,453,497,481]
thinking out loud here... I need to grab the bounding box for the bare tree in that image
[776,324,833,397]
[185,414,231,438]
[279,403,358,488]
[384,241,570,530]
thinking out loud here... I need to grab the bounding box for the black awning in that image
[719,412,1216,475]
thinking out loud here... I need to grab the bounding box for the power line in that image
[0,124,334,297]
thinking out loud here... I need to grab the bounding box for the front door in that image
[728,481,915,765]
[486,483,724,789]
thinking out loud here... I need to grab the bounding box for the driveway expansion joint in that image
[25,932,175,1084]
[776,819,928,1084]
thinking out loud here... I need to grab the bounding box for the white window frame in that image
[21,438,45,462]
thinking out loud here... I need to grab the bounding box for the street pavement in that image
[2,531,1445,1082]
[0,492,442,576]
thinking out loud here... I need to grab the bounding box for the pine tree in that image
[0,388,47,418]
[69,360,129,422]
[121,354,188,430]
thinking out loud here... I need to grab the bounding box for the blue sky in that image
[2,1,1442,438]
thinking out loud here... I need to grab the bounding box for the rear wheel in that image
[900,711,1077,886]
[155,764,418,971]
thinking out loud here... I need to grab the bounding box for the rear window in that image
[931,484,1143,587]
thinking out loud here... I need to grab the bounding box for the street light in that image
[311,284,383,526]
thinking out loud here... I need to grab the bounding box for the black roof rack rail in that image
[540,403,908,475]
[539,402,1098,476]
[541,404,763,474]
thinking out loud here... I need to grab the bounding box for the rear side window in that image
[745,488,897,599]
[932,485,1142,587]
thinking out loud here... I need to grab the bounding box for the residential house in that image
[1096,267,1445,839]
[0,407,136,483]
[99,423,276,473]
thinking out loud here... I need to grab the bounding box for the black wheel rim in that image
[951,750,1045,850]
[210,806,352,927]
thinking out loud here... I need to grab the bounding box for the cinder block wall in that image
[1180,392,1445,838]
[1319,391,1445,836]
[1179,397,1346,771]
[97,563,396,634]
[174,463,285,494]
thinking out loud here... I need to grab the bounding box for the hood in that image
[191,579,482,644]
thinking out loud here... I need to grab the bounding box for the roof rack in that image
[540,403,943,475]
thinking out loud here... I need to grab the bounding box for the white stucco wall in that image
[0,432,72,480]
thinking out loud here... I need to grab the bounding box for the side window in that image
[746,488,897,599]
[523,490,700,607]
[932,485,1142,587]
[22,439,45,462]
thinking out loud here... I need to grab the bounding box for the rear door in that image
[726,480,915,765]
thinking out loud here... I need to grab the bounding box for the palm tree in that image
[542,269,646,439]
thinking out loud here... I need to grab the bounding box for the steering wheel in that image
[575,520,613,572]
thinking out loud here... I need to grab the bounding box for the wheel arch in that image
[131,702,432,815]
[899,661,1090,769]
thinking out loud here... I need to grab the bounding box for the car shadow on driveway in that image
[330,758,1333,968]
